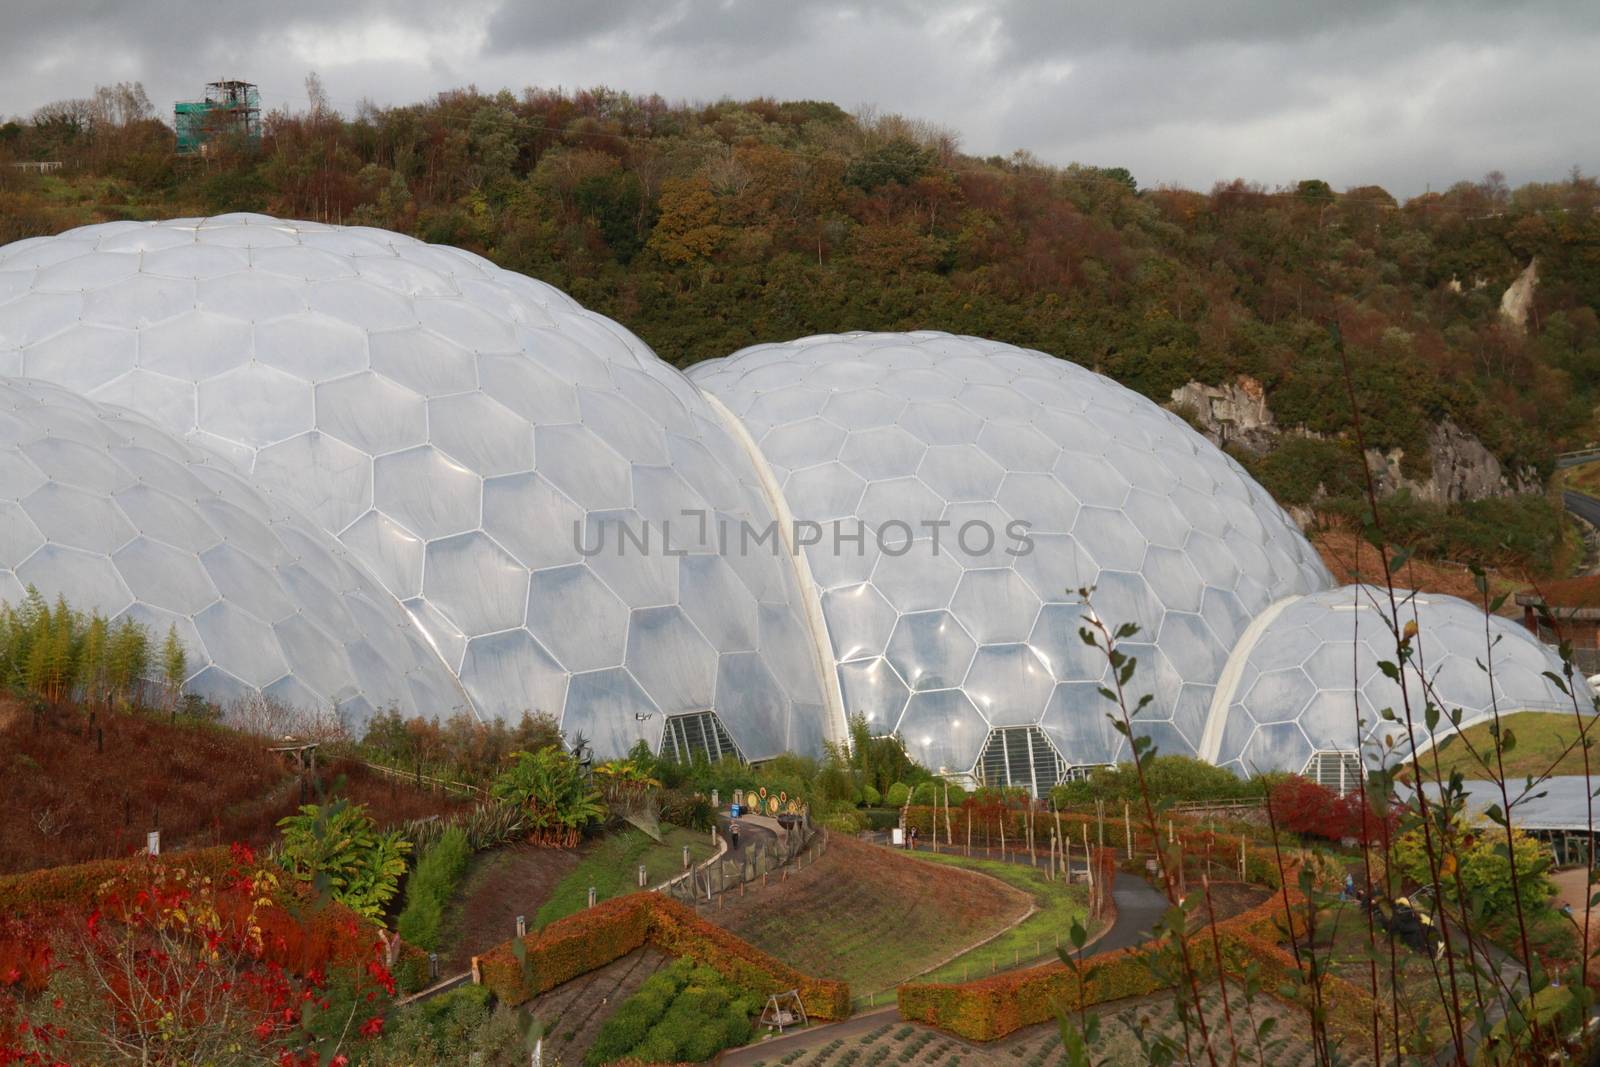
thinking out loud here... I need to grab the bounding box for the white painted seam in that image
[699,390,849,749]
[1198,593,1303,762]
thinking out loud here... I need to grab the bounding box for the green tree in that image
[104,616,150,705]
[160,624,187,706]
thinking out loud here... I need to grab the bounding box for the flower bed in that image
[474,891,850,1020]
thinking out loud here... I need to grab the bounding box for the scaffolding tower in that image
[175,80,261,154]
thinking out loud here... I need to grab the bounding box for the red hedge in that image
[897,869,1387,1045]
[474,892,850,1020]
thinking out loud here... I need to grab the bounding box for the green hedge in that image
[396,826,470,950]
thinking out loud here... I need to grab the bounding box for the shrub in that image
[396,826,470,950]
[861,784,881,806]
[475,892,849,1020]
[277,799,411,922]
[885,782,910,807]
[587,957,759,1065]
[1050,755,1263,807]
[490,746,604,847]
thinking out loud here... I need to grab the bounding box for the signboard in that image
[891,828,904,846]
[147,830,160,856]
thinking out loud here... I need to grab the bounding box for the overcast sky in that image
[3,0,1597,197]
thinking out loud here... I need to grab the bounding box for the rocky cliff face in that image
[1171,377,1540,506]
[1364,419,1542,504]
[1169,377,1279,453]
[1500,258,1539,331]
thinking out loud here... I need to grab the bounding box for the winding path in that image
[716,839,1172,1065]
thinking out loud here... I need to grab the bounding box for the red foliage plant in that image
[1267,776,1395,844]
[0,844,397,1066]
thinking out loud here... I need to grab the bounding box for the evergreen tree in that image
[105,616,150,705]
[161,624,187,707]
[78,611,108,705]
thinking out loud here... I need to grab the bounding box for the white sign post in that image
[147,830,160,856]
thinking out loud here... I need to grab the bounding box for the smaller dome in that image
[1205,585,1574,775]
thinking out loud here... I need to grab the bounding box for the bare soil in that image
[437,841,587,971]
[1188,881,1272,931]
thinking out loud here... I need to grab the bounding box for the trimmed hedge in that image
[897,867,1387,1046]
[474,892,850,1020]
[0,846,237,914]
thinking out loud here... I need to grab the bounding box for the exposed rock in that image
[1364,418,1541,505]
[1169,379,1540,507]
[1169,376,1277,454]
[1500,258,1538,331]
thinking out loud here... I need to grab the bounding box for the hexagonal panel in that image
[951,568,1042,645]
[965,643,1054,725]
[114,537,218,614]
[373,446,480,540]
[255,313,370,380]
[198,363,315,448]
[423,532,530,637]
[839,426,926,481]
[625,605,718,715]
[896,689,983,774]
[428,393,535,477]
[369,327,478,395]
[886,610,977,692]
[316,371,427,455]
[527,564,630,673]
[535,424,633,511]
[872,544,963,613]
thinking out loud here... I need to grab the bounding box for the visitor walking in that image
[729,820,740,852]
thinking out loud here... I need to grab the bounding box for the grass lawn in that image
[709,834,1031,1006]
[909,851,1096,984]
[535,826,715,928]
[1424,710,1594,781]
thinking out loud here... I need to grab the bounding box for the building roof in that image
[1421,776,1600,833]
[1515,576,1600,612]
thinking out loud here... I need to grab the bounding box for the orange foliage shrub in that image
[475,892,850,1020]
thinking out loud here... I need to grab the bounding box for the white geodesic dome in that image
[0,215,830,758]
[12,215,1554,782]
[689,332,1334,780]
[1202,585,1572,775]
[0,375,467,720]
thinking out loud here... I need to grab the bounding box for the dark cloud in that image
[0,0,1594,196]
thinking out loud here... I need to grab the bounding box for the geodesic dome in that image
[689,332,1334,777]
[1201,585,1572,775]
[0,215,830,759]
[9,215,1560,781]
[0,375,466,720]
